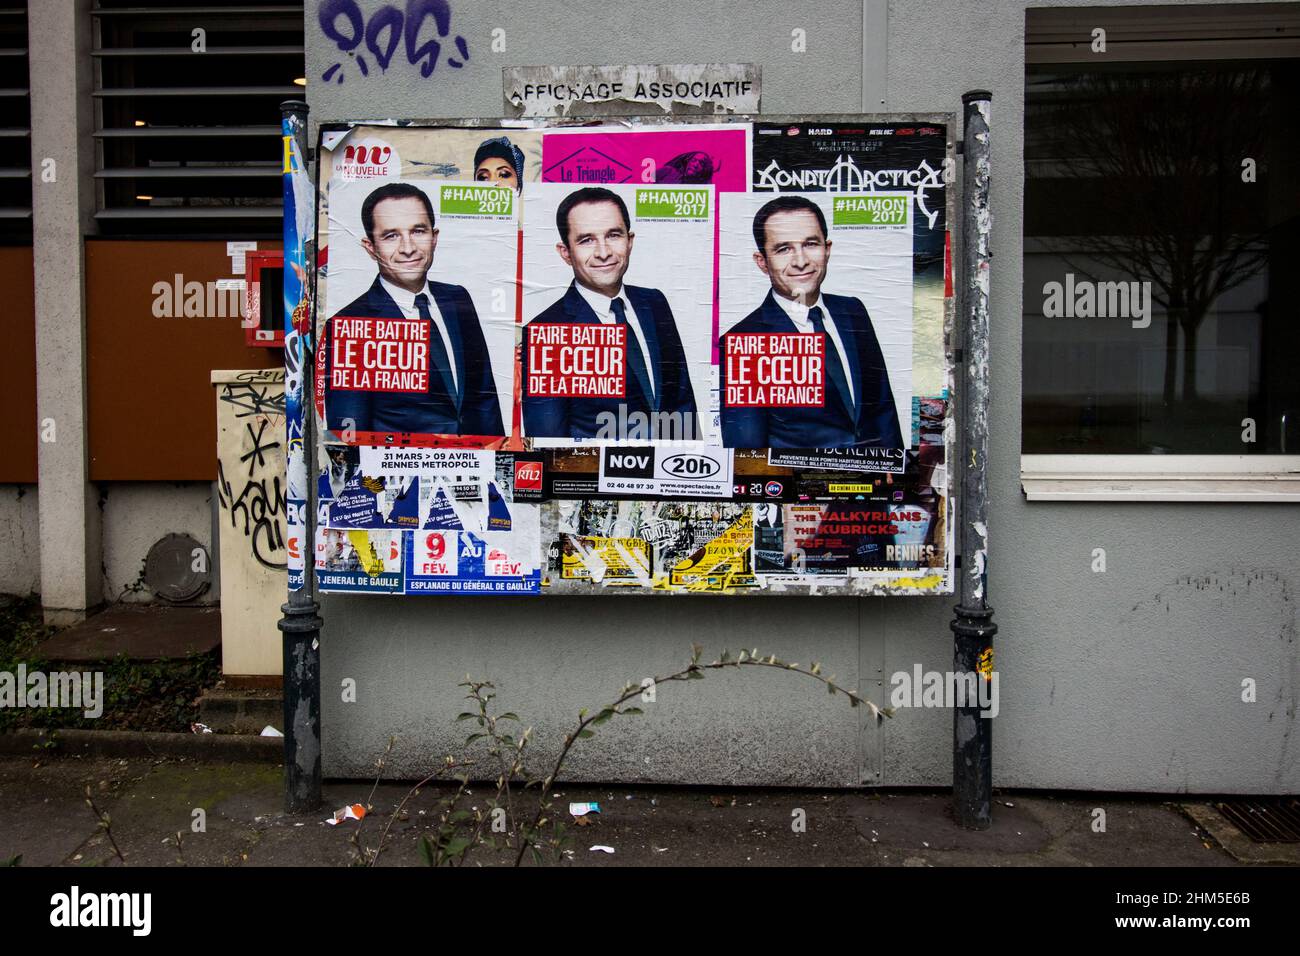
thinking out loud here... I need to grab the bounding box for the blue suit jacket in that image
[324,277,504,438]
[522,282,698,440]
[720,290,904,449]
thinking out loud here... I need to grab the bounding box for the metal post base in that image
[951,604,996,829]
[278,600,323,814]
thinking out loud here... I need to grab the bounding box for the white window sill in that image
[1021,455,1300,502]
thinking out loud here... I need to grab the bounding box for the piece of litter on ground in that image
[1003,801,1015,807]
[260,725,283,737]
[294,822,305,827]
[325,803,367,826]
[653,846,669,853]
[589,845,615,854]
[190,722,212,734]
[922,841,929,848]
[569,802,601,817]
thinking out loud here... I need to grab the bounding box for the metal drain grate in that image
[1215,798,1300,843]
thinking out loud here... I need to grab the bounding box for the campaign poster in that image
[520,181,715,445]
[717,190,913,452]
[321,179,518,447]
[751,121,949,404]
[314,445,543,595]
[315,528,405,593]
[404,508,542,595]
[318,446,519,534]
[541,124,750,356]
[319,126,543,222]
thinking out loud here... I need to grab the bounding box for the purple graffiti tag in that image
[318,0,468,82]
[405,0,452,76]
[448,33,468,69]
[366,5,403,71]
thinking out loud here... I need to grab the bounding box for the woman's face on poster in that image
[475,157,518,190]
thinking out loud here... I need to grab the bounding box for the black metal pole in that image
[278,99,322,815]
[952,90,996,829]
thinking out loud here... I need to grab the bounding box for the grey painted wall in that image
[307,0,1299,791]
[308,0,870,126]
[0,485,39,596]
[0,479,218,606]
[99,482,217,606]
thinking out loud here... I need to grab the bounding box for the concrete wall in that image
[307,0,1300,791]
[31,0,100,625]
[0,485,40,597]
[0,480,217,606]
[99,482,217,606]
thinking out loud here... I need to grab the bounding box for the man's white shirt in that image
[575,282,656,400]
[772,291,856,405]
[380,276,459,392]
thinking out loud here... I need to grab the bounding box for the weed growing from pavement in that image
[352,643,891,867]
[84,784,127,866]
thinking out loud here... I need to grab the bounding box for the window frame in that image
[1021,3,1300,501]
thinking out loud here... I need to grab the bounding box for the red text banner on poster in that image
[725,332,825,407]
[330,316,430,392]
[526,323,626,398]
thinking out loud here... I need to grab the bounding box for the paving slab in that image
[37,605,221,663]
[0,754,1279,868]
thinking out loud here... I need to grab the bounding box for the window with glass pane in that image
[1023,54,1300,455]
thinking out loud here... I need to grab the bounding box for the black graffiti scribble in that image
[234,369,285,383]
[240,419,281,476]
[218,459,288,571]
[318,0,468,85]
[220,383,286,419]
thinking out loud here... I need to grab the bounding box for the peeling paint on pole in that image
[279,99,323,815]
[951,90,995,831]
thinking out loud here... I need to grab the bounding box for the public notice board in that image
[309,116,955,596]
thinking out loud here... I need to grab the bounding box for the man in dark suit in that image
[325,181,504,439]
[523,186,698,440]
[721,195,903,450]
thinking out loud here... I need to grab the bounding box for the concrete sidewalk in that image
[0,753,1281,867]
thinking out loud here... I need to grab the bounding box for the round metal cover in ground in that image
[144,533,211,603]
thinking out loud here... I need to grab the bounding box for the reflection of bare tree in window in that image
[1038,69,1268,403]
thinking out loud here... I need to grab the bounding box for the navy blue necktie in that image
[808,306,853,419]
[414,293,460,412]
[611,297,655,409]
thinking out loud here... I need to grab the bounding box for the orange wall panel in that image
[87,240,281,481]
